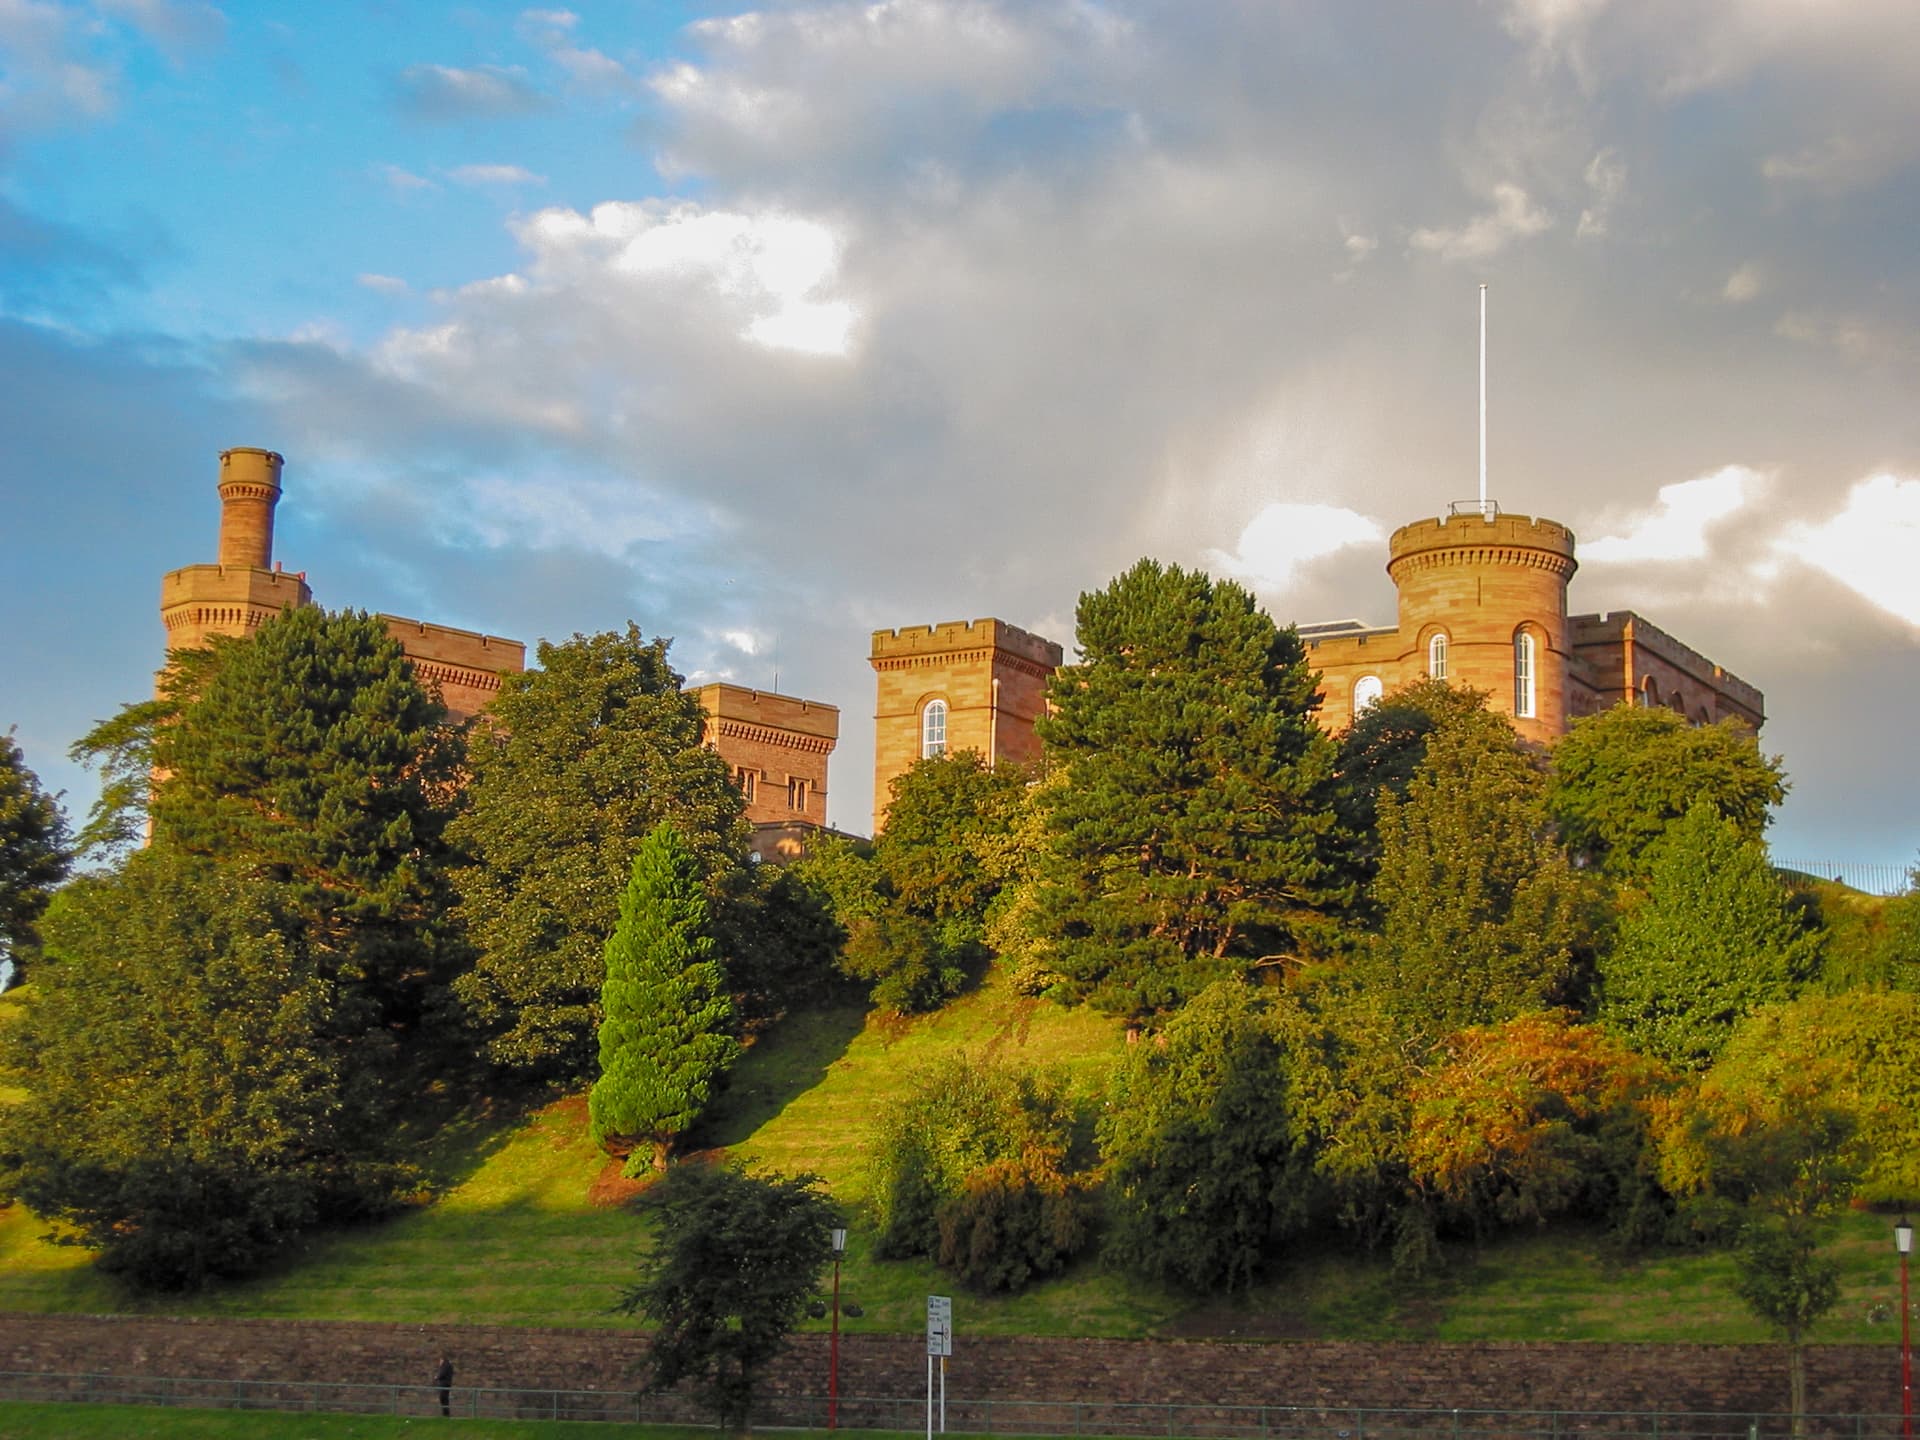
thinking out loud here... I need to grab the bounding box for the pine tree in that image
[147,605,459,1042]
[1599,801,1818,1068]
[1360,707,1591,1040]
[590,823,739,1170]
[1030,559,1342,1017]
[452,626,746,1081]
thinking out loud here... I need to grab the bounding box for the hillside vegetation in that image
[0,968,1907,1344]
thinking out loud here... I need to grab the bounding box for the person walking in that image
[433,1355,454,1417]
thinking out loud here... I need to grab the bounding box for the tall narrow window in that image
[1514,631,1536,718]
[1428,632,1448,681]
[734,767,757,803]
[922,699,947,758]
[1353,675,1383,714]
[787,776,809,811]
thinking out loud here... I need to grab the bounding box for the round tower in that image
[216,446,285,569]
[1386,511,1577,743]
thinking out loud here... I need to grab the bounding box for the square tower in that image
[869,618,1062,833]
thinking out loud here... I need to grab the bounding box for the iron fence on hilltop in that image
[1777,861,1914,897]
[0,1369,1910,1440]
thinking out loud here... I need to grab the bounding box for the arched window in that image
[1353,675,1383,714]
[1428,632,1448,681]
[1513,631,1536,719]
[1640,677,1659,708]
[921,698,947,758]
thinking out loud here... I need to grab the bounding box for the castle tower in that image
[160,447,313,654]
[1385,511,1577,744]
[869,618,1062,833]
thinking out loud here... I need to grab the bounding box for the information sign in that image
[926,1295,953,1357]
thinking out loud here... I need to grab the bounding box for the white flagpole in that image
[1479,282,1488,515]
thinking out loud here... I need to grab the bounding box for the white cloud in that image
[97,0,225,57]
[1576,147,1625,238]
[357,273,408,293]
[395,63,545,120]
[512,200,858,357]
[1408,183,1552,262]
[1722,263,1762,303]
[721,629,761,655]
[1776,474,1920,628]
[1775,310,1910,365]
[1581,465,1764,563]
[444,472,715,559]
[376,163,436,194]
[449,163,546,187]
[1206,503,1384,591]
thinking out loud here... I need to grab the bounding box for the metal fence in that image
[1777,861,1914,898]
[0,1372,1908,1440]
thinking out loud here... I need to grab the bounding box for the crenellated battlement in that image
[870,617,1063,672]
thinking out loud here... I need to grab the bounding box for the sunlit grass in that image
[0,968,1912,1348]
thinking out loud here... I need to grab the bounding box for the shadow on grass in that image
[690,1004,870,1151]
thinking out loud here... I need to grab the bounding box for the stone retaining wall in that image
[0,1314,1903,1419]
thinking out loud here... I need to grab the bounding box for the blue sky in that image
[3,0,1919,875]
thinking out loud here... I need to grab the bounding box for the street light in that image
[1898,1218,1913,1440]
[829,1227,847,1431]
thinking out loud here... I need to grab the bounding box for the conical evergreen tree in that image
[590,823,739,1169]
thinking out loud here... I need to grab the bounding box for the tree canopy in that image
[0,848,409,1289]
[452,625,746,1080]
[1547,705,1786,881]
[1360,706,1591,1040]
[589,823,738,1170]
[1030,559,1342,1017]
[1598,802,1819,1069]
[616,1163,840,1431]
[0,730,70,983]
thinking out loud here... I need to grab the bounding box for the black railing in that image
[0,1371,1909,1439]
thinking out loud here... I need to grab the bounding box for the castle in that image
[866,504,1763,830]
[162,449,838,862]
[164,452,1761,844]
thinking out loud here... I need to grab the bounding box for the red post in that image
[829,1245,842,1431]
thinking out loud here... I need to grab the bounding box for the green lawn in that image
[0,968,1911,1345]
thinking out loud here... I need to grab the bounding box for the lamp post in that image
[829,1227,847,1431]
[1898,1218,1913,1440]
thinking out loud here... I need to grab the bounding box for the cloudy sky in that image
[3,0,1917,877]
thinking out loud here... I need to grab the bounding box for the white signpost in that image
[926,1295,952,1440]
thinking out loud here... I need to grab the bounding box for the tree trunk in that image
[651,1138,671,1172]
[1789,1340,1807,1439]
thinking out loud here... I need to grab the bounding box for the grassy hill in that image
[0,969,1908,1345]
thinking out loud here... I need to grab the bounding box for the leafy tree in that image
[590,824,738,1170]
[1664,1082,1859,1434]
[148,606,461,1042]
[877,754,1030,941]
[0,730,70,985]
[1330,679,1494,905]
[1547,705,1786,882]
[1598,802,1819,1069]
[1359,708,1592,1039]
[1407,1011,1671,1239]
[1704,992,1920,1205]
[0,849,408,1289]
[616,1163,840,1431]
[1031,559,1342,1017]
[67,642,226,863]
[870,1053,1089,1292]
[452,626,746,1080]
[839,910,971,1015]
[715,864,848,1028]
[1099,981,1314,1292]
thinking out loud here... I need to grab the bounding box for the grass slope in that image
[0,970,1910,1345]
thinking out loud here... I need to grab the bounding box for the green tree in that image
[148,606,460,1042]
[1099,981,1314,1292]
[870,1054,1089,1290]
[0,849,406,1289]
[1599,802,1819,1069]
[67,642,226,863]
[589,824,738,1170]
[877,754,1029,940]
[1330,679,1493,906]
[616,1164,840,1431]
[715,864,848,1027]
[1031,559,1342,1017]
[452,626,746,1080]
[0,730,70,985]
[1360,708,1591,1039]
[1672,1085,1859,1434]
[1547,705,1786,882]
